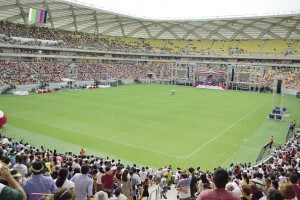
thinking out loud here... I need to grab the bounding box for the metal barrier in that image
[286,128,294,142]
[255,142,271,163]
[149,185,160,200]
[255,127,294,165]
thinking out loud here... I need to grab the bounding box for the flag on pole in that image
[28,8,47,23]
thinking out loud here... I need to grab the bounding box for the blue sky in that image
[67,0,300,19]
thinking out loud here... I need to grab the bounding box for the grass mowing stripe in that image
[108,121,159,140]
[184,100,270,159]
[2,84,298,170]
[9,113,183,159]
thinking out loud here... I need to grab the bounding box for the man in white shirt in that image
[72,158,81,169]
[71,165,93,200]
[139,167,147,184]
[156,168,162,184]
[176,169,192,200]
[146,167,153,177]
[13,156,28,179]
[132,168,141,185]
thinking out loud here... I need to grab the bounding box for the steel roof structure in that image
[1,0,300,40]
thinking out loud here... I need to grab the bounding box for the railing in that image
[149,185,160,200]
[255,142,271,163]
[255,127,294,165]
[286,128,294,142]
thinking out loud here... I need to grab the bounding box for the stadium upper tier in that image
[1,20,300,57]
[0,0,300,41]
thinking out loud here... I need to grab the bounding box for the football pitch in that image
[0,84,299,170]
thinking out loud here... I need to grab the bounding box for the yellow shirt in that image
[45,162,52,173]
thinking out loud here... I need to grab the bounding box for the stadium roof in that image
[1,0,300,40]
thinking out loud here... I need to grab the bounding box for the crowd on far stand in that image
[1,61,300,90]
[0,127,299,200]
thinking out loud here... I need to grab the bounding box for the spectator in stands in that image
[189,167,198,199]
[264,178,272,194]
[72,159,80,170]
[250,173,264,191]
[240,172,250,187]
[120,169,130,198]
[141,178,149,199]
[96,167,104,192]
[197,168,240,200]
[241,185,253,200]
[280,183,297,200]
[225,182,241,197]
[114,188,127,200]
[94,190,108,200]
[249,183,263,199]
[155,168,162,184]
[22,161,57,200]
[271,180,279,190]
[55,168,75,196]
[71,165,93,200]
[198,173,212,194]
[13,156,28,179]
[288,173,300,199]
[266,189,283,200]
[130,167,141,186]
[129,171,137,200]
[101,166,117,193]
[176,169,192,200]
[0,165,26,200]
[139,167,147,185]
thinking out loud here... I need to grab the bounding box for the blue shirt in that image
[22,174,57,200]
[71,173,93,200]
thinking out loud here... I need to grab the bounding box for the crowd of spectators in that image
[0,61,173,86]
[0,61,69,86]
[1,20,298,57]
[0,126,299,200]
[0,21,153,54]
[1,61,300,90]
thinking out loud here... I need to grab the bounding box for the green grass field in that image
[0,84,299,170]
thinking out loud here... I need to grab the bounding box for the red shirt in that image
[197,189,240,200]
[293,184,300,200]
[101,170,116,189]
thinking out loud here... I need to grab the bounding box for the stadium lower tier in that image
[0,61,300,90]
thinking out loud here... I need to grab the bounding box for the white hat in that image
[94,191,108,200]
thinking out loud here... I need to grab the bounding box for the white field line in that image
[9,114,183,159]
[63,123,82,129]
[108,121,159,140]
[221,103,288,167]
[183,100,270,159]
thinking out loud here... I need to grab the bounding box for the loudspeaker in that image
[231,69,234,81]
[276,80,282,94]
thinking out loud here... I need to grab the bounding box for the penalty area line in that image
[183,100,270,160]
[10,114,183,159]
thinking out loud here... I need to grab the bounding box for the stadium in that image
[0,0,300,199]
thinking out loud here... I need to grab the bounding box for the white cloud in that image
[68,0,300,19]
